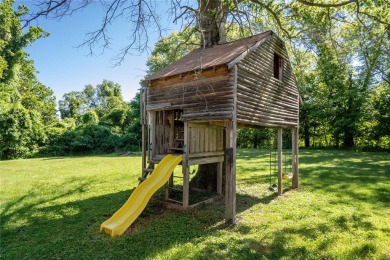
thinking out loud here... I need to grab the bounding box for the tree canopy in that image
[1,0,389,160]
[0,0,55,159]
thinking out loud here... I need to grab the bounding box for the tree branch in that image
[296,0,357,8]
[249,0,291,38]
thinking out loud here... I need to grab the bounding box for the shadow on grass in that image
[1,179,271,260]
[2,149,389,259]
[298,150,390,206]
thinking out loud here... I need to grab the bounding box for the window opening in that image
[273,52,283,81]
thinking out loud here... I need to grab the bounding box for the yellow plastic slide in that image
[100,154,183,237]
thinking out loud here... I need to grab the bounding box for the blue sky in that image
[17,1,180,102]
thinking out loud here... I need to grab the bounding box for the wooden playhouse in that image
[141,30,300,223]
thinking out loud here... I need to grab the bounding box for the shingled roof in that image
[147,30,274,80]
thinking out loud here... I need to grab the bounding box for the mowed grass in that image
[1,149,389,259]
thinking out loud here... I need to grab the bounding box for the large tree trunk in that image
[188,1,228,192]
[189,163,219,192]
[198,0,227,47]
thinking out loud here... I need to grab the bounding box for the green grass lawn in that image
[1,149,389,259]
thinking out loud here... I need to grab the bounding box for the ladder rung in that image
[143,168,154,173]
[138,177,146,182]
[166,198,182,204]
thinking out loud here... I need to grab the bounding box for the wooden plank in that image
[146,102,172,111]
[188,195,223,209]
[237,118,294,129]
[218,128,223,150]
[188,156,224,166]
[204,128,210,152]
[237,71,298,102]
[190,127,196,153]
[237,73,299,103]
[278,128,283,196]
[183,114,233,122]
[199,127,205,153]
[195,128,200,153]
[215,128,220,152]
[211,128,216,152]
[237,103,298,122]
[150,112,156,158]
[168,111,174,150]
[240,50,299,96]
[188,122,225,129]
[237,114,297,127]
[150,65,230,88]
[236,98,298,119]
[188,151,224,158]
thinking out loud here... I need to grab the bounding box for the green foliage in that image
[0,0,56,160]
[44,124,121,155]
[0,0,48,84]
[1,149,389,259]
[49,80,142,156]
[82,109,99,125]
[146,28,198,74]
[237,128,276,148]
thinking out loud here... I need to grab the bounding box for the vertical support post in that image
[225,65,238,224]
[217,161,223,195]
[141,89,147,174]
[224,120,236,224]
[182,121,189,208]
[292,127,299,189]
[277,128,283,196]
[150,112,156,159]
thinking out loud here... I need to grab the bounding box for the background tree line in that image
[0,1,141,160]
[1,0,389,160]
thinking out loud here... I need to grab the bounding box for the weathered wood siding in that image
[187,123,224,166]
[148,66,235,121]
[236,34,299,128]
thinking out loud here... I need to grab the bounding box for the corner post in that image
[225,65,238,224]
[292,126,299,189]
[278,128,283,195]
[225,120,236,224]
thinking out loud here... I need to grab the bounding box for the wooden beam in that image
[146,102,172,111]
[292,126,299,189]
[188,151,225,159]
[278,128,283,196]
[225,66,237,224]
[182,121,189,208]
[188,156,224,166]
[141,94,147,179]
[149,112,156,159]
